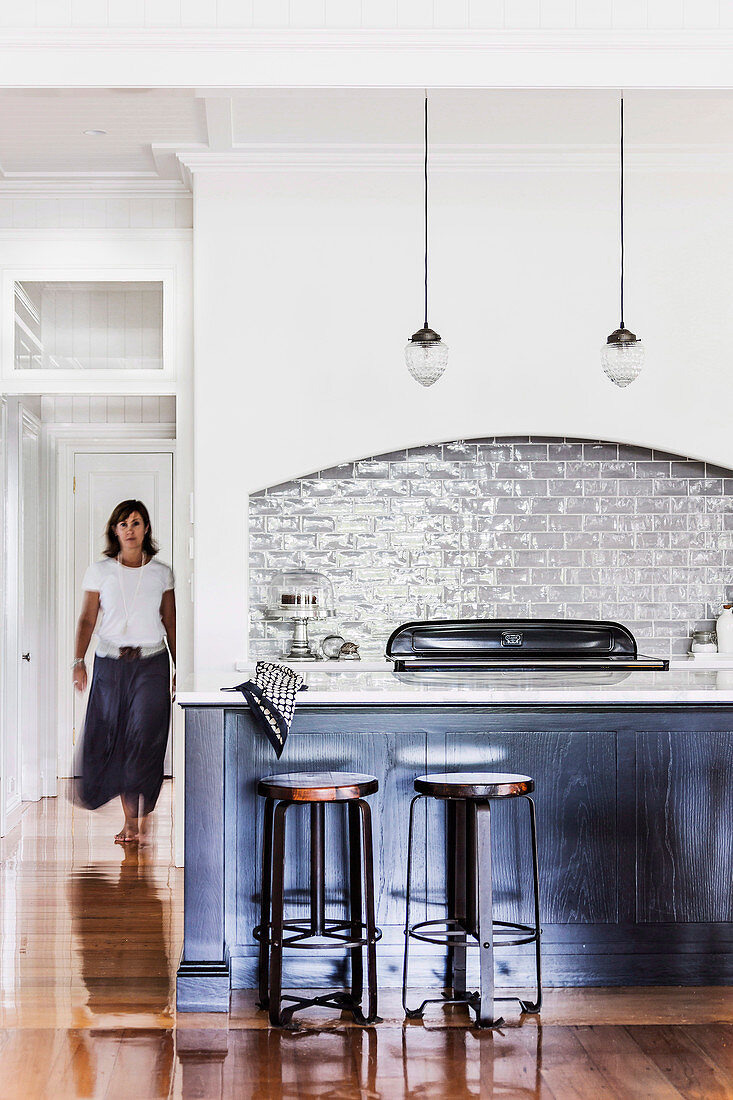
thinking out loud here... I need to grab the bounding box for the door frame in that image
[19,406,41,802]
[0,398,41,833]
[52,429,176,782]
[0,396,12,837]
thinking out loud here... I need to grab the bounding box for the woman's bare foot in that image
[117,795,140,843]
[115,823,139,843]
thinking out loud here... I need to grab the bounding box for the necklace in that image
[117,551,147,635]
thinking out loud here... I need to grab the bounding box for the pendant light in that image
[601,96,644,388]
[405,94,448,387]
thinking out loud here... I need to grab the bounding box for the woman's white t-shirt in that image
[82,557,174,647]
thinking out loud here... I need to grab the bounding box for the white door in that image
[19,412,41,801]
[70,451,174,777]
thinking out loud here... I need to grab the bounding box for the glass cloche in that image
[265,569,335,661]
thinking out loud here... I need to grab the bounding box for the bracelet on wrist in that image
[71,658,85,669]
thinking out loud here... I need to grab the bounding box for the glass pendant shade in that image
[405,325,448,387]
[601,327,645,388]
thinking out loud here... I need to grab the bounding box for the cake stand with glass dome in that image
[264,569,335,661]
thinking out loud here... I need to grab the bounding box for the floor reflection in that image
[0,783,180,1098]
[68,843,174,1097]
[67,1028,175,1099]
[0,779,179,1031]
[401,1020,543,1098]
[173,1021,545,1099]
[69,843,170,1023]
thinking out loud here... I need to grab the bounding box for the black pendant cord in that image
[616,96,620,327]
[423,94,429,330]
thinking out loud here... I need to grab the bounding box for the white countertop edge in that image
[178,688,733,706]
[235,657,733,672]
[183,665,733,706]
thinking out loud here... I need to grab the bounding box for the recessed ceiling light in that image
[83,129,107,136]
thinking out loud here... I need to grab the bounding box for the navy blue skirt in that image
[76,649,171,814]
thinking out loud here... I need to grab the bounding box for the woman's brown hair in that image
[103,500,159,559]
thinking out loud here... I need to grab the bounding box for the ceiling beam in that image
[3,30,733,90]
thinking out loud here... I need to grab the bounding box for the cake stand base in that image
[285,618,322,662]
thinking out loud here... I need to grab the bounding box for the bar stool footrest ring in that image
[255,917,383,951]
[406,916,539,949]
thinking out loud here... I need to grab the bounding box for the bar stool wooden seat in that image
[254,771,382,1027]
[403,771,542,1029]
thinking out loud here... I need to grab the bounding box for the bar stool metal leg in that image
[358,797,380,1024]
[310,803,326,936]
[257,796,275,1010]
[475,801,504,1028]
[268,800,289,1028]
[519,795,542,1014]
[402,794,423,1019]
[450,799,468,998]
[348,800,363,1005]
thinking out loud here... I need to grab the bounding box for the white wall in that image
[193,161,733,683]
[0,193,192,231]
[39,394,176,424]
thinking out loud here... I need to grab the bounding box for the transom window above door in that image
[14,280,163,372]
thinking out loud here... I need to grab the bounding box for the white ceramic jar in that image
[717,606,733,653]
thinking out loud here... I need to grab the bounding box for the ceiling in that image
[0,89,206,178]
[2,88,733,185]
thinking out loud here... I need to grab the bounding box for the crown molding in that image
[152,144,206,191]
[173,142,733,175]
[1,143,731,192]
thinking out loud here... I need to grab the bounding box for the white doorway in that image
[0,393,185,840]
[68,449,174,778]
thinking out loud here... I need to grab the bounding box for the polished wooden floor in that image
[2,786,733,1098]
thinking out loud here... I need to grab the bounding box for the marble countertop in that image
[178,666,733,706]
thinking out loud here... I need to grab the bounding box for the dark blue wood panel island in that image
[176,668,733,1011]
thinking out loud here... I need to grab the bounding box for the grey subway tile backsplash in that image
[249,436,733,659]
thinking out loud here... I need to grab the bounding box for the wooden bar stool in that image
[254,771,382,1027]
[402,772,542,1029]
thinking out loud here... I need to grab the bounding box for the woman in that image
[73,500,175,843]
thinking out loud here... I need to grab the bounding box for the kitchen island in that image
[176,669,733,1010]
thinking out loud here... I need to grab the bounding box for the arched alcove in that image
[249,436,733,660]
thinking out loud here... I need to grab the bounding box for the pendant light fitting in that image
[602,95,644,388]
[405,94,448,387]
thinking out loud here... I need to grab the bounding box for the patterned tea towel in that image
[222,662,308,757]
